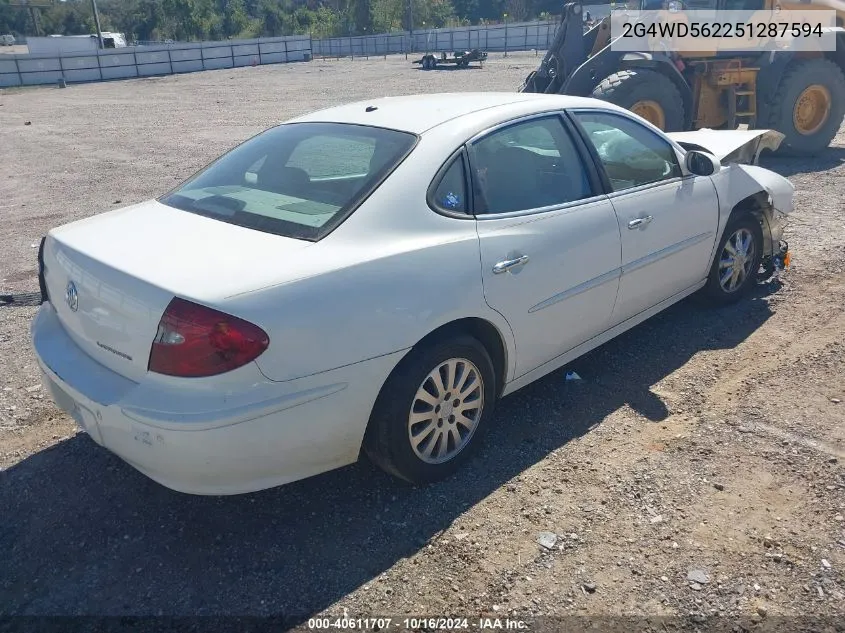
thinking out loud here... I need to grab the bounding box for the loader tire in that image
[591,69,685,132]
[764,58,845,156]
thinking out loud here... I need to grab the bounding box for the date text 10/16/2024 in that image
[307,617,529,630]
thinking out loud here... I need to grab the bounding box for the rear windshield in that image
[159,122,417,241]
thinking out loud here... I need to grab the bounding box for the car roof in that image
[284,92,613,135]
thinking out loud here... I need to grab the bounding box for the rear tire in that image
[363,335,497,485]
[764,58,845,156]
[704,214,764,306]
[591,69,685,132]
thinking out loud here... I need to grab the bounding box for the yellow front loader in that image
[520,0,845,154]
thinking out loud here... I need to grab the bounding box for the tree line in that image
[0,0,610,42]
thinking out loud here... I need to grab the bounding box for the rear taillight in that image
[148,298,269,378]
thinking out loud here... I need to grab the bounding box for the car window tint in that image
[286,135,376,178]
[469,116,592,215]
[505,124,560,155]
[159,122,416,241]
[573,111,681,192]
[432,155,468,213]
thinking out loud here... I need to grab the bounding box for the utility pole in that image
[408,0,413,50]
[7,1,55,37]
[90,0,104,48]
[29,3,41,36]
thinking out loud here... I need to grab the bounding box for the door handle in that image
[628,215,654,230]
[492,255,530,274]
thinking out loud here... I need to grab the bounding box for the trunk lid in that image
[42,199,310,382]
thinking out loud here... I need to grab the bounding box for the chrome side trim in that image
[473,194,610,222]
[621,231,713,276]
[528,268,622,314]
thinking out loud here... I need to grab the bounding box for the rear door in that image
[465,113,623,379]
[569,109,720,325]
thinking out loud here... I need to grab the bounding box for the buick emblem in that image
[65,281,78,312]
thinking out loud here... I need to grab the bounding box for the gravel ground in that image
[1,53,844,629]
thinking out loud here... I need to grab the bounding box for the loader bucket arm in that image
[521,2,590,93]
[562,40,628,97]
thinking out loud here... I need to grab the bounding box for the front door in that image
[468,113,623,379]
[570,109,720,324]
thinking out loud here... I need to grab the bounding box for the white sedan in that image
[31,93,794,495]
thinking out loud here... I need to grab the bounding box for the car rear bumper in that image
[31,303,405,495]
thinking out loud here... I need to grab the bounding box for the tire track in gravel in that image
[704,275,845,409]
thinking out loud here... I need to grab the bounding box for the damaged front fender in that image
[706,149,795,264]
[667,127,793,271]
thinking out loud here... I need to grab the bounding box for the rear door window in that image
[468,116,594,215]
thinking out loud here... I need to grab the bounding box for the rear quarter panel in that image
[223,134,517,384]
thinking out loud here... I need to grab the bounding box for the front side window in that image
[469,116,593,215]
[572,111,681,192]
[160,122,417,241]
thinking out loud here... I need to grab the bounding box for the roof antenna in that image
[365,105,378,112]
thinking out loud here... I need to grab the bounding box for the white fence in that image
[0,6,617,87]
[312,21,559,58]
[0,34,311,87]
[312,5,612,58]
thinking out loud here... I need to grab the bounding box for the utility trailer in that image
[415,49,488,70]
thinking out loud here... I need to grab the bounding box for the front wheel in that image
[363,336,497,484]
[703,215,764,305]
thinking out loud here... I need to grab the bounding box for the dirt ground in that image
[1,53,843,629]
[0,44,27,55]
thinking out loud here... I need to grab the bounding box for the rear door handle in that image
[492,255,530,274]
[628,215,654,230]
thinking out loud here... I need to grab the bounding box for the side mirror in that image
[685,150,720,176]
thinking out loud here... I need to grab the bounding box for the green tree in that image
[370,0,403,32]
[1,0,544,42]
[222,0,249,36]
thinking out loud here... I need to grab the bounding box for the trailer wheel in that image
[591,69,685,132]
[764,58,845,156]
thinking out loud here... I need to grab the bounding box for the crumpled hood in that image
[667,129,785,165]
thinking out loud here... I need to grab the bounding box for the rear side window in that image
[160,122,417,241]
[431,155,468,214]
